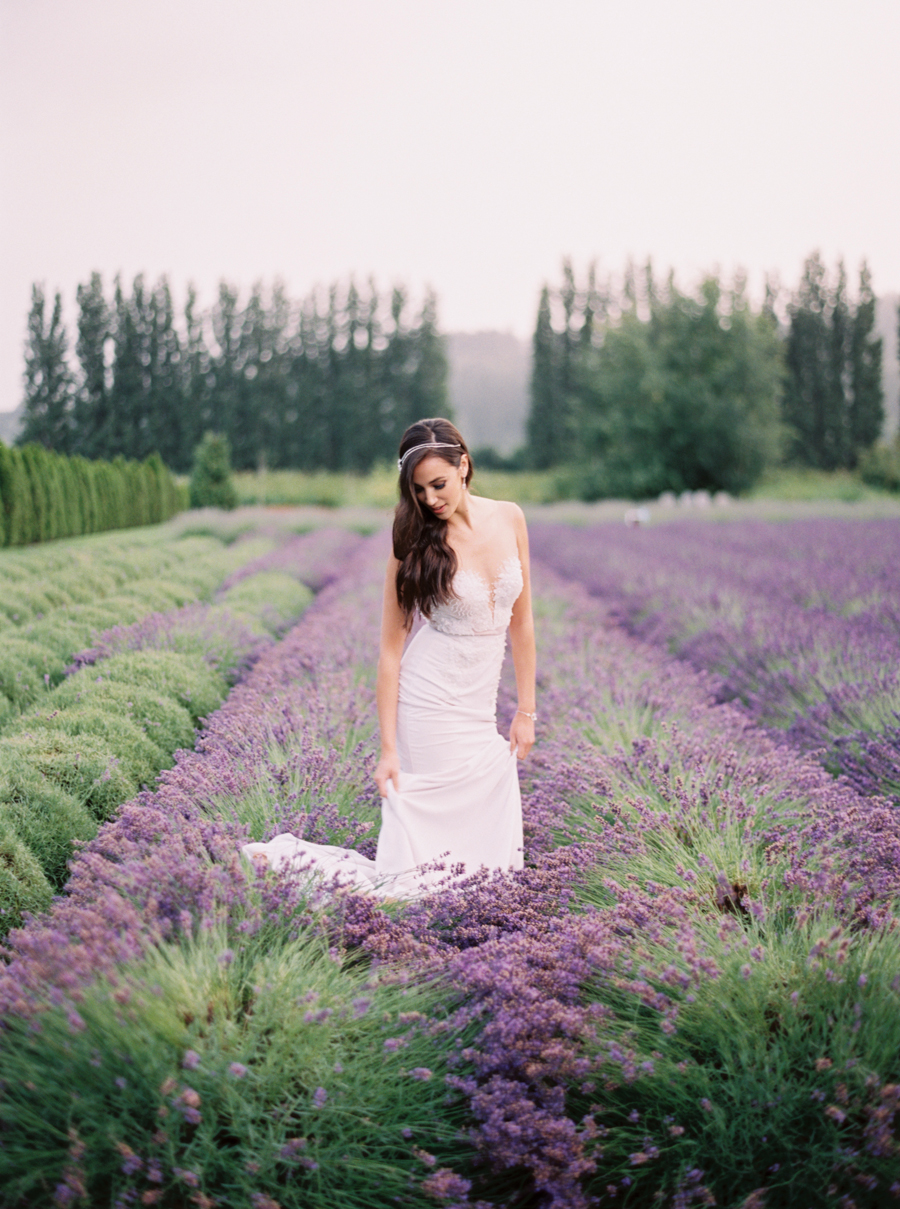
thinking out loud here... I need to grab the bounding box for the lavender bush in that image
[0,533,350,932]
[0,532,276,715]
[1,528,899,1206]
[530,517,900,801]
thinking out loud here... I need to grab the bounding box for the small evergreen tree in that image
[189,432,238,509]
[19,285,74,452]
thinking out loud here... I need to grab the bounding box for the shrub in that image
[0,920,470,1209]
[0,752,96,885]
[0,445,184,548]
[858,438,900,492]
[38,681,196,756]
[0,819,54,929]
[1,728,137,821]
[0,639,61,711]
[18,707,167,790]
[189,432,238,510]
[66,651,227,726]
[220,572,313,636]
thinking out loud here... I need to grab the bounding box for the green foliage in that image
[570,272,784,498]
[62,651,226,727]
[189,432,238,510]
[784,254,885,470]
[0,439,185,548]
[0,818,53,930]
[525,262,784,496]
[231,465,564,507]
[37,681,196,757]
[20,285,74,453]
[0,522,311,932]
[0,751,96,885]
[20,707,168,790]
[1,728,135,822]
[0,918,470,1209]
[0,638,63,711]
[220,572,313,636]
[25,273,449,474]
[858,437,900,492]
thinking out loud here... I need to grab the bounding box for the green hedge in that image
[858,438,900,493]
[0,443,187,546]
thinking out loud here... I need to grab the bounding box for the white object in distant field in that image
[624,506,651,527]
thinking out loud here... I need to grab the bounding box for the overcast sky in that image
[2,0,898,413]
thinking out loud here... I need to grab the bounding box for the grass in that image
[233,466,564,508]
[748,466,888,502]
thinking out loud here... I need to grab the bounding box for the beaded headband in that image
[397,441,461,471]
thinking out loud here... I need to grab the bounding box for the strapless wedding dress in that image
[240,554,525,897]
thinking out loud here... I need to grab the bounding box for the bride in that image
[241,417,536,897]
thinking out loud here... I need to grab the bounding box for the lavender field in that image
[1,512,899,1209]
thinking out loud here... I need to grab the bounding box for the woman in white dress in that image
[241,418,536,897]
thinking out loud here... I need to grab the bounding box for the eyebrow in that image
[414,474,447,487]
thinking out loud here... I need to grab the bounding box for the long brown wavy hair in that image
[393,418,473,622]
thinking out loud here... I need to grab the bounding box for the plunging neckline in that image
[454,554,522,617]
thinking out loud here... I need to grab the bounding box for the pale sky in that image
[2,0,899,413]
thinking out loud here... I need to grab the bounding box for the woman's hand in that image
[374,750,401,797]
[509,713,535,761]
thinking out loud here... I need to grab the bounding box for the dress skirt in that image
[240,621,524,897]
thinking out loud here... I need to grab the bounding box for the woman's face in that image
[411,453,468,520]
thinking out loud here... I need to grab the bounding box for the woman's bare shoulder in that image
[498,498,527,529]
[475,494,523,517]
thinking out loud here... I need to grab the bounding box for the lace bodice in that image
[428,554,524,637]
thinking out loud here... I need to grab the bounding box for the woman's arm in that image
[507,504,536,761]
[374,555,409,795]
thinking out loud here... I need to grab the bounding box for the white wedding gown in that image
[241,554,525,897]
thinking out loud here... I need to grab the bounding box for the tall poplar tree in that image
[407,290,449,440]
[848,260,884,459]
[107,275,152,459]
[784,253,831,467]
[73,273,110,457]
[182,283,212,459]
[147,278,184,469]
[19,285,73,451]
[527,285,557,468]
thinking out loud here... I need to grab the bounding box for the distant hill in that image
[876,294,899,441]
[445,331,530,456]
[0,404,22,445]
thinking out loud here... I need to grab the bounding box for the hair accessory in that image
[398,441,461,471]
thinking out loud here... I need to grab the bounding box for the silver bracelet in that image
[516,709,537,721]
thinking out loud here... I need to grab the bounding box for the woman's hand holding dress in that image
[509,713,535,760]
[374,751,401,796]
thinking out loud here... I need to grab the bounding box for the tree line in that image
[20,275,449,473]
[0,444,185,547]
[526,255,887,496]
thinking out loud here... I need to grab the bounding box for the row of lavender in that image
[1,531,898,1207]
[0,527,362,931]
[529,517,900,802]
